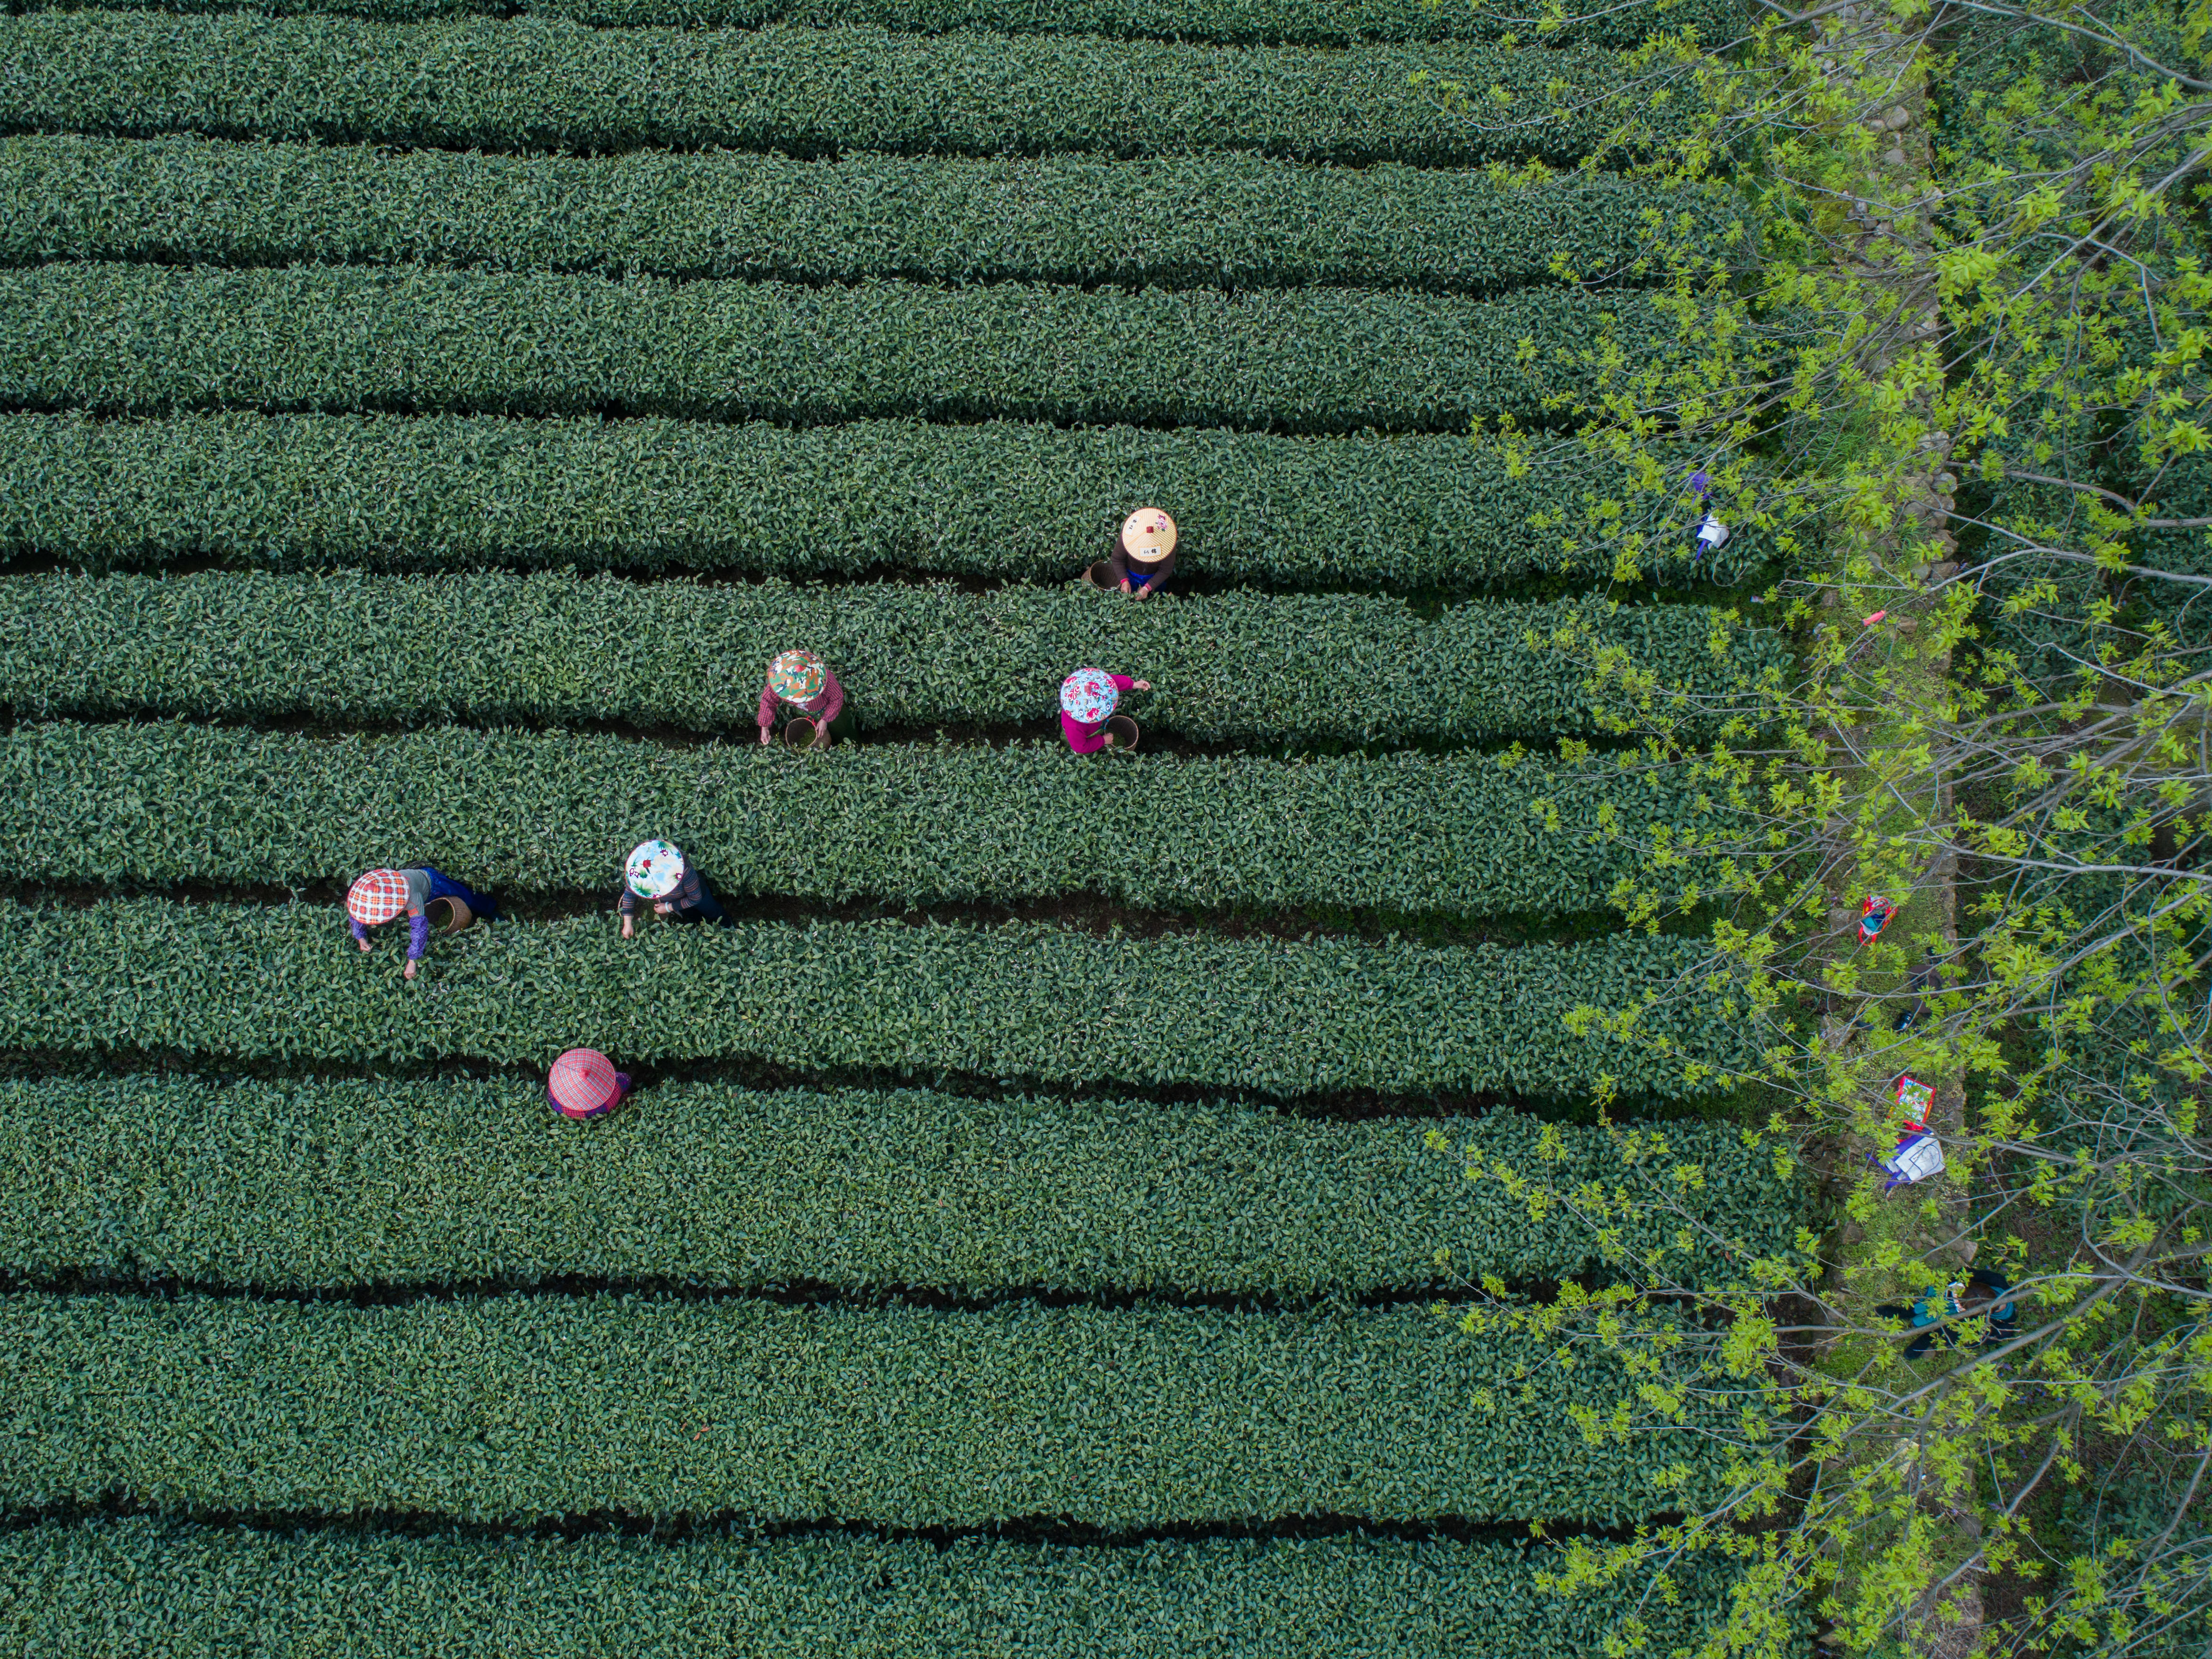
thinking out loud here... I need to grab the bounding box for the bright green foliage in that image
[0,12,1659,166]
[0,264,1668,433]
[0,1516,1786,1659]
[1,0,1750,48]
[0,135,1745,292]
[0,415,1753,588]
[0,722,1716,918]
[0,900,1748,1099]
[0,1074,1802,1290]
[0,1293,1736,1524]
[1385,0,2212,1646]
[0,572,1778,739]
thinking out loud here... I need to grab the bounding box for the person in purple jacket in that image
[346,867,497,980]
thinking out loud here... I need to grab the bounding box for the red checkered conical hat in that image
[549,1048,621,1119]
[346,869,410,926]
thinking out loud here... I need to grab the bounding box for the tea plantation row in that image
[0,264,1670,432]
[0,1075,1797,1292]
[0,573,1776,739]
[1,721,1718,916]
[0,0,1791,1637]
[10,0,1747,48]
[0,900,1747,1100]
[0,1517,1762,1659]
[0,135,1745,291]
[0,1294,1733,1525]
[0,13,1672,164]
[0,414,1756,588]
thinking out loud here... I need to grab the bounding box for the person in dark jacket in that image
[1876,1270,2019,1358]
[347,866,497,981]
[619,839,732,936]
[1103,507,1177,599]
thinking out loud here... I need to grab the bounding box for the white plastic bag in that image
[1883,1131,1946,1186]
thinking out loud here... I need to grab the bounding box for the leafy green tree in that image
[1424,0,2212,1651]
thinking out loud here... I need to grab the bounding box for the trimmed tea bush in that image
[0,263,1673,432]
[0,12,1666,166]
[0,413,1757,587]
[0,1073,1803,1291]
[0,134,1745,291]
[0,900,1749,1099]
[0,0,1750,48]
[0,1293,1734,1525]
[0,572,1780,740]
[0,1516,1792,1659]
[0,720,1725,916]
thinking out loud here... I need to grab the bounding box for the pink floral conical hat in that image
[1060,668,1118,724]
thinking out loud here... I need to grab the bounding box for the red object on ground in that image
[1891,1073,1935,1126]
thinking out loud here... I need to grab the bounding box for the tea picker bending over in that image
[1059,667,1150,753]
[1688,469,1730,566]
[757,650,845,748]
[346,866,498,981]
[619,839,732,936]
[1104,507,1178,599]
[549,1047,632,1120]
[1876,1269,2019,1359]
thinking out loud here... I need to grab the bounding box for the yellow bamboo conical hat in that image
[1121,508,1177,564]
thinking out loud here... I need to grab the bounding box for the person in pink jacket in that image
[757,649,845,748]
[1059,668,1150,753]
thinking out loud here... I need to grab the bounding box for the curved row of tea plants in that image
[0,900,1748,1099]
[0,573,1777,740]
[0,1074,1801,1292]
[0,135,1744,293]
[0,264,1668,433]
[0,1515,1767,1659]
[0,1293,1733,1526]
[0,721,1714,918]
[0,414,1755,588]
[0,13,1664,166]
[4,0,1748,48]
